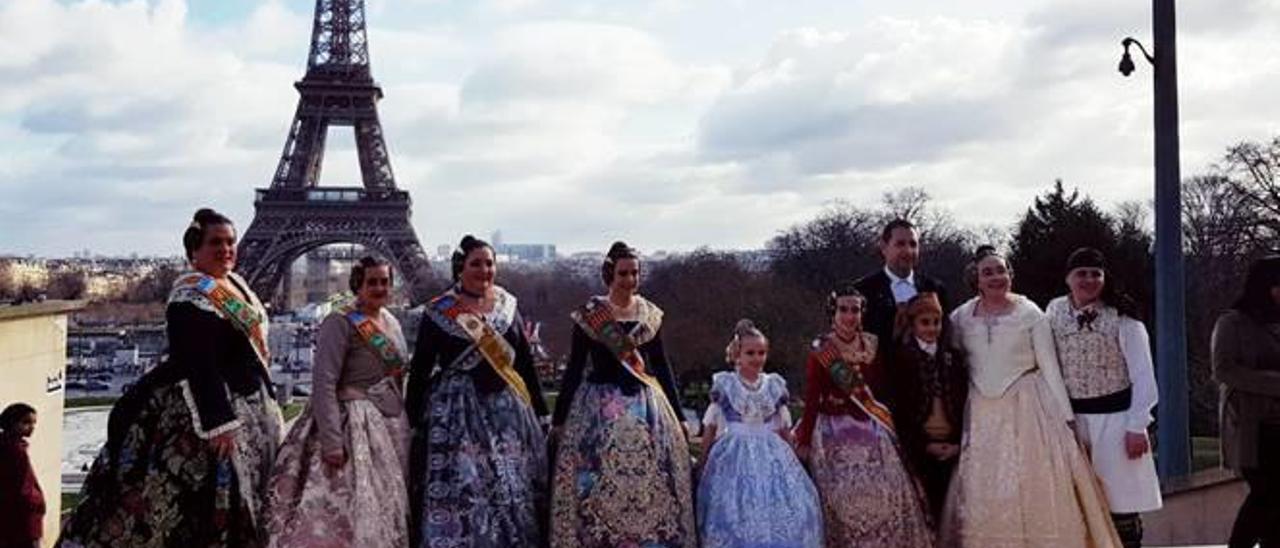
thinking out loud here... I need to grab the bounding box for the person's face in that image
[880,227,920,275]
[460,247,496,294]
[913,312,943,344]
[735,336,769,375]
[192,224,236,277]
[16,412,36,438]
[832,295,864,336]
[357,265,392,309]
[1271,285,1280,307]
[610,258,641,295]
[1066,267,1106,306]
[977,255,1012,298]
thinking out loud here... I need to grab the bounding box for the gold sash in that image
[429,293,532,406]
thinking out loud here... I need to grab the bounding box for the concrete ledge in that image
[0,300,86,322]
[1161,467,1240,495]
[1145,468,1246,546]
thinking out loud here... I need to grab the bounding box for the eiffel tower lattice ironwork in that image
[236,0,434,306]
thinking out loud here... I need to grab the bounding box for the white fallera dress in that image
[940,295,1121,547]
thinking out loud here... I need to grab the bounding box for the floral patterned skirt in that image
[551,381,696,548]
[939,372,1121,548]
[810,413,934,548]
[697,427,823,548]
[409,373,547,548]
[264,398,410,548]
[59,382,282,548]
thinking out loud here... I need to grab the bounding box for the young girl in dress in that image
[697,320,823,548]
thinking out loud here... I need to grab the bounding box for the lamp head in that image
[1118,50,1135,76]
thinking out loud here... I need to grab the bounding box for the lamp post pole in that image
[1121,0,1189,480]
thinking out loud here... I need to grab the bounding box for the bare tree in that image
[1181,174,1262,435]
[47,270,87,300]
[0,261,13,300]
[1220,137,1280,252]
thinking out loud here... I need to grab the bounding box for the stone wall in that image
[0,301,83,547]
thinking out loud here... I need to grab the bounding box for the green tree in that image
[1009,180,1127,307]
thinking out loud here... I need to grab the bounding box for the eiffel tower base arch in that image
[236,187,437,308]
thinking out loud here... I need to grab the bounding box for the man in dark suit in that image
[853,219,950,352]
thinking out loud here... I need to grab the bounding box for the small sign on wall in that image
[46,370,63,394]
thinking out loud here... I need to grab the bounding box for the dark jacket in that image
[1212,310,1280,469]
[853,268,950,353]
[109,297,273,451]
[552,323,684,426]
[405,307,549,428]
[0,436,44,545]
[888,338,968,471]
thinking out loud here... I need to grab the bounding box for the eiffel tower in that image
[236,0,435,307]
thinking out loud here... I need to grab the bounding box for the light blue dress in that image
[696,371,823,548]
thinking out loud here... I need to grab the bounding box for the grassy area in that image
[1191,436,1221,472]
[62,492,85,515]
[65,396,119,409]
[281,401,306,422]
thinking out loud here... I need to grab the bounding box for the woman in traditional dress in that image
[794,282,933,547]
[60,208,283,547]
[1212,255,1280,548]
[1,403,44,548]
[264,256,411,547]
[939,246,1120,547]
[696,320,822,548]
[1046,248,1162,547]
[888,292,968,523]
[406,235,550,548]
[550,241,696,548]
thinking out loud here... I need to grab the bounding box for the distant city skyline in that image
[3,0,1280,257]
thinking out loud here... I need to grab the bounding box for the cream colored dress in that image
[939,295,1121,547]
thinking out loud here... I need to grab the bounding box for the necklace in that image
[832,332,871,364]
[737,370,763,391]
[607,296,638,320]
[456,285,484,299]
[977,298,1013,344]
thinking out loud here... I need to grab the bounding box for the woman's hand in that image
[794,443,811,462]
[210,432,236,458]
[777,428,795,446]
[322,449,347,469]
[1124,431,1151,459]
[925,442,960,461]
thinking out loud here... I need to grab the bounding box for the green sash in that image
[813,336,896,437]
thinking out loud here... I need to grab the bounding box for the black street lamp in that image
[1118,37,1154,77]
[1118,0,1190,481]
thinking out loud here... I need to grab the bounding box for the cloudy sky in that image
[2,0,1279,257]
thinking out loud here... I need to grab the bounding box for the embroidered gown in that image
[264,308,411,547]
[939,295,1121,547]
[696,371,822,548]
[795,332,934,548]
[405,287,550,548]
[60,272,283,548]
[550,295,696,548]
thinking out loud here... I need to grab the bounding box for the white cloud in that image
[3,0,1280,258]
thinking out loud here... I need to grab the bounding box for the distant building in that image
[113,346,139,368]
[496,243,557,263]
[4,259,51,290]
